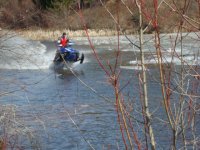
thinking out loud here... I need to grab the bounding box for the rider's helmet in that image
[62,32,66,36]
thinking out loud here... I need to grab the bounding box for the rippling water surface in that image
[0,32,199,149]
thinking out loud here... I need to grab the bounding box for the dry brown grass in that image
[17,29,124,40]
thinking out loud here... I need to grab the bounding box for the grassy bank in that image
[17,29,132,40]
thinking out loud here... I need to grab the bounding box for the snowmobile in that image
[53,41,84,67]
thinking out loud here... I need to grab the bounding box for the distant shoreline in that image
[2,29,198,41]
[16,29,134,40]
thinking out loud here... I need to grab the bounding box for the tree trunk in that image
[136,1,156,149]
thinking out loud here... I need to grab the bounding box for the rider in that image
[60,32,69,48]
[53,32,69,62]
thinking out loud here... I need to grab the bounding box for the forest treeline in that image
[0,0,199,33]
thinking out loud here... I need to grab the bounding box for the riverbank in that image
[17,29,131,40]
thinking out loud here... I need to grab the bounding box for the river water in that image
[0,32,199,149]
